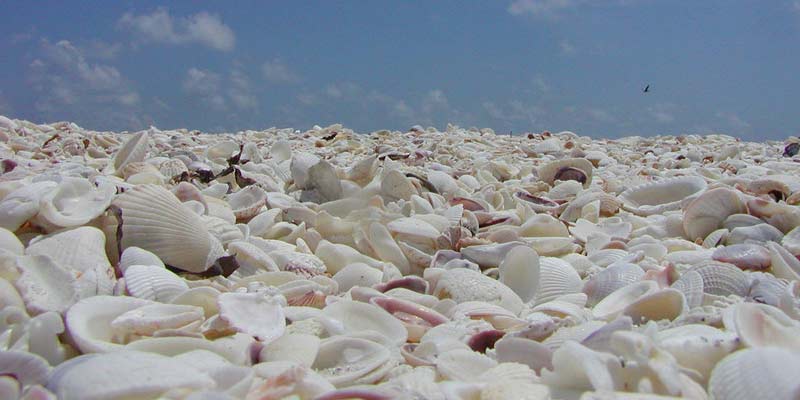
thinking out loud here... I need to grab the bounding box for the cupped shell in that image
[682,187,747,241]
[708,347,800,400]
[619,175,707,216]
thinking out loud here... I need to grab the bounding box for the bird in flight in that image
[643,84,650,93]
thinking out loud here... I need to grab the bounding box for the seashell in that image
[332,263,383,292]
[494,336,553,374]
[66,295,155,353]
[619,176,707,216]
[159,158,189,179]
[119,246,164,272]
[217,292,285,343]
[47,350,214,400]
[322,299,408,346]
[13,255,80,315]
[518,213,569,238]
[461,241,526,269]
[726,223,783,245]
[724,302,800,350]
[682,187,747,241]
[26,226,115,297]
[435,348,497,381]
[367,222,410,275]
[386,217,440,240]
[0,350,51,389]
[206,140,239,161]
[370,296,448,341]
[0,181,57,231]
[113,184,226,273]
[111,130,149,175]
[433,267,524,315]
[767,242,800,281]
[499,246,540,303]
[670,270,705,308]
[538,158,594,188]
[306,160,343,203]
[123,264,188,302]
[688,262,750,297]
[583,263,645,306]
[110,303,204,338]
[702,228,729,248]
[722,213,764,230]
[622,288,686,323]
[313,336,393,387]
[540,341,619,392]
[381,169,417,202]
[711,243,771,271]
[35,177,116,230]
[226,185,267,221]
[560,192,621,222]
[592,280,659,321]
[259,333,321,367]
[708,347,800,400]
[535,257,583,305]
[204,216,245,246]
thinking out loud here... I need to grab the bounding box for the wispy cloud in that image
[183,68,226,110]
[793,1,800,12]
[559,39,576,55]
[183,66,259,112]
[261,58,300,84]
[716,111,750,130]
[508,0,577,17]
[648,103,676,123]
[118,8,235,51]
[483,100,545,125]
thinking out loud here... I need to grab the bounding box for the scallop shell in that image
[682,187,747,241]
[535,257,583,305]
[583,263,645,306]
[123,264,188,302]
[670,270,704,308]
[312,336,393,387]
[619,176,707,216]
[36,177,116,230]
[538,158,594,188]
[499,246,540,303]
[111,130,149,175]
[217,292,285,343]
[688,262,750,297]
[113,184,225,273]
[119,246,164,273]
[708,347,800,400]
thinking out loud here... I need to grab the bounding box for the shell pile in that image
[1,114,800,400]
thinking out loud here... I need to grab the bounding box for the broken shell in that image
[619,176,707,216]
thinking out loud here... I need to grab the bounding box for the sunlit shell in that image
[217,292,285,343]
[123,264,188,302]
[619,175,707,216]
[312,336,393,387]
[708,347,800,400]
[538,158,594,188]
[682,187,747,241]
[36,177,116,230]
[111,130,149,175]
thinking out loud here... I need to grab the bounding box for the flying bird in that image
[643,85,650,93]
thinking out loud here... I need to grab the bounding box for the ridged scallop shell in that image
[682,187,747,241]
[226,185,267,221]
[583,263,645,306]
[688,262,750,297]
[535,257,583,305]
[113,184,225,273]
[158,158,188,179]
[123,264,188,302]
[36,177,116,230]
[119,246,164,273]
[538,158,594,188]
[433,267,524,315]
[111,130,149,175]
[313,336,393,387]
[708,347,800,400]
[670,270,705,308]
[619,176,707,216]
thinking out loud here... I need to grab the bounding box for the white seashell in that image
[111,130,149,174]
[538,158,594,188]
[535,257,583,305]
[110,303,204,338]
[435,348,497,381]
[768,242,800,281]
[226,185,267,221]
[688,262,750,297]
[217,292,285,343]
[670,270,704,308]
[682,187,747,241]
[433,267,524,315]
[66,295,155,353]
[724,302,800,350]
[123,264,188,302]
[47,350,214,400]
[306,160,343,203]
[322,299,407,346]
[619,176,707,216]
[386,217,440,240]
[540,341,619,392]
[708,347,800,400]
[203,216,245,246]
[333,263,383,292]
[113,184,225,273]
[461,242,527,269]
[0,350,51,388]
[35,177,116,230]
[592,280,659,321]
[726,223,783,245]
[158,158,188,179]
[367,222,411,275]
[14,255,80,315]
[381,169,417,202]
[119,246,164,273]
[26,226,115,297]
[0,227,23,255]
[0,181,57,231]
[622,288,686,323]
[313,336,393,387]
[259,333,320,367]
[702,228,729,248]
[499,246,540,303]
[583,263,645,306]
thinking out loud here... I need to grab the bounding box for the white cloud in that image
[183,68,226,110]
[587,108,614,122]
[422,89,449,114]
[559,39,576,55]
[118,8,235,51]
[297,93,318,105]
[262,58,300,84]
[228,68,258,110]
[716,111,750,130]
[532,74,550,93]
[648,103,676,123]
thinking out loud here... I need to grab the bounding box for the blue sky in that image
[0,1,798,140]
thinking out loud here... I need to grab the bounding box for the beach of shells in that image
[0,113,799,400]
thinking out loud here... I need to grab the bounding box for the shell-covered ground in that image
[1,114,799,400]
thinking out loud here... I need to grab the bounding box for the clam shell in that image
[313,336,393,387]
[708,347,800,400]
[36,177,116,229]
[768,242,800,281]
[592,280,659,321]
[538,158,594,188]
[259,333,320,367]
[535,257,583,305]
[323,299,408,345]
[113,184,225,273]
[119,246,164,273]
[332,263,383,292]
[499,246,540,303]
[217,292,285,343]
[111,130,149,174]
[226,185,267,221]
[0,181,57,231]
[66,295,155,353]
[123,264,188,302]
[682,187,747,241]
[619,176,707,216]
[622,288,686,323]
[711,243,771,271]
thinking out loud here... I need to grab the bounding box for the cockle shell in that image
[682,187,747,241]
[688,262,750,297]
[619,176,707,216]
[123,264,188,302]
[708,347,800,400]
[583,263,645,306]
[111,130,149,175]
[119,246,164,272]
[113,184,226,273]
[535,257,583,305]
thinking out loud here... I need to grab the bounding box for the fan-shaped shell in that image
[123,264,188,302]
[619,176,707,216]
[592,280,659,321]
[112,130,149,174]
[535,257,583,305]
[683,187,747,241]
[708,347,800,400]
[113,184,225,273]
[688,262,750,297]
[583,263,645,306]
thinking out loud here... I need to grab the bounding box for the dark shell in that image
[553,166,587,184]
[784,142,800,157]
